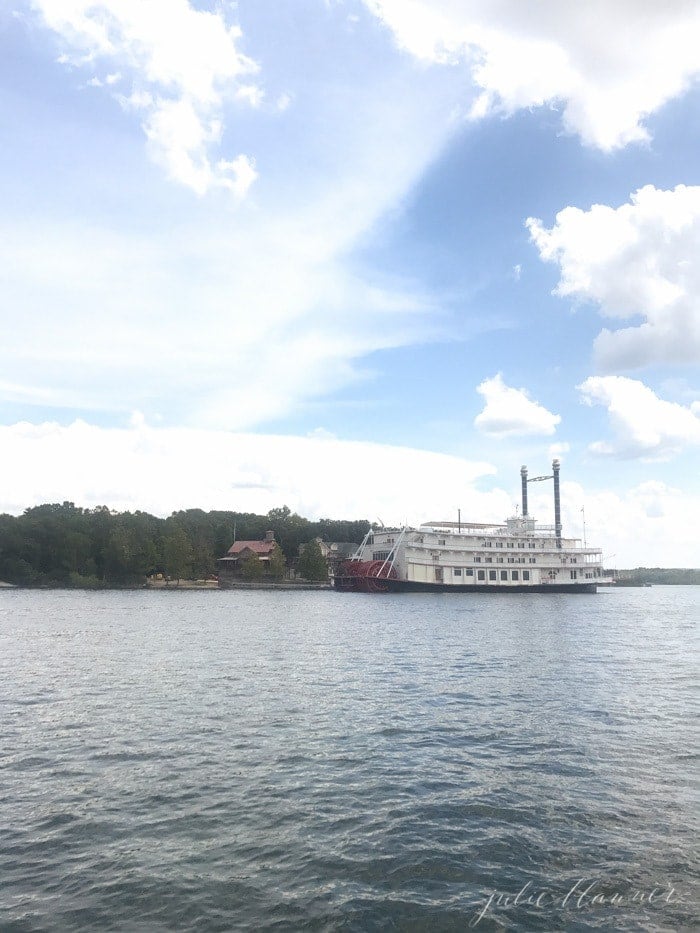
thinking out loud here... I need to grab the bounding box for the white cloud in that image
[0,420,502,527]
[1,420,697,566]
[548,441,570,460]
[0,217,438,427]
[579,375,700,460]
[474,374,560,437]
[10,2,477,428]
[527,185,700,370]
[525,477,700,567]
[236,84,264,108]
[29,0,260,195]
[364,0,700,150]
[276,92,292,112]
[1,14,479,430]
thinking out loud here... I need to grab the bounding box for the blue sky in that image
[2,0,700,565]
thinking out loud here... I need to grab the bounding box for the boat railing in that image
[376,527,407,577]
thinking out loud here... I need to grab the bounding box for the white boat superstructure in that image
[335,460,604,593]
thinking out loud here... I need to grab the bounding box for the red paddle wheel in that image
[334,558,399,592]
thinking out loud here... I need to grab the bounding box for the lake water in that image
[0,588,698,931]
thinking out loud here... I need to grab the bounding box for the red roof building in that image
[217,530,281,585]
[226,537,277,558]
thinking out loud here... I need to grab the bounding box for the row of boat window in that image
[372,550,583,566]
[482,541,535,548]
[408,536,560,549]
[472,556,537,564]
[437,539,541,549]
[454,569,531,581]
[416,539,562,551]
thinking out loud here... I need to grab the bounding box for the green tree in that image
[267,544,286,581]
[0,501,370,588]
[297,539,328,582]
[266,505,312,561]
[104,519,157,584]
[239,552,264,580]
[163,526,194,582]
[267,506,291,523]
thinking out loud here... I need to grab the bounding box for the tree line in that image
[612,567,700,586]
[0,502,369,587]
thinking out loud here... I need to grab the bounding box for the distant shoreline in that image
[156,580,333,591]
[2,580,700,592]
[0,580,333,591]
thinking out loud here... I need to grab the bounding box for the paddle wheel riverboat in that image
[334,460,604,593]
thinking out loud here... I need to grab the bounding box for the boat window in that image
[477,570,485,581]
[438,539,445,545]
[488,570,497,581]
[435,567,444,583]
[523,571,530,581]
[500,570,507,581]
[465,568,474,576]
[475,556,481,563]
[372,551,390,561]
[454,567,462,576]
[512,570,519,581]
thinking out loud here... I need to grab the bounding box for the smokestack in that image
[520,465,528,517]
[552,458,561,548]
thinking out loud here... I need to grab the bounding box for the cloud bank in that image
[364,0,700,150]
[0,420,501,526]
[1,420,697,566]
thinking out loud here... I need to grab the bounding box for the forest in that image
[0,503,370,587]
[611,567,700,586]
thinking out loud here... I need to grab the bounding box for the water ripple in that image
[0,587,698,931]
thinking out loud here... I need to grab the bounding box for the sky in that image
[2,0,700,567]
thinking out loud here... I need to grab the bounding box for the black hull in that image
[334,578,598,594]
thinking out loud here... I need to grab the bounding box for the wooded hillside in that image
[0,503,369,587]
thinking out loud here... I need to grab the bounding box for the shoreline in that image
[0,580,333,592]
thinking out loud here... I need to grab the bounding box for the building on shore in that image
[217,530,282,587]
[315,539,359,577]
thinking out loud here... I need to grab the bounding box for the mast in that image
[520,465,528,517]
